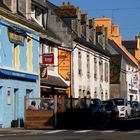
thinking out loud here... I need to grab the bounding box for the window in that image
[13,44,20,68]
[27,37,33,71]
[101,92,103,100]
[48,43,54,71]
[94,91,97,98]
[31,5,44,26]
[78,50,82,76]
[94,57,97,79]
[87,54,90,78]
[99,58,103,81]
[105,92,108,100]
[7,87,11,105]
[105,62,109,82]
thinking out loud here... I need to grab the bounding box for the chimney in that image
[18,0,31,19]
[3,0,17,13]
[86,15,89,42]
[77,9,81,37]
[89,18,96,45]
[136,35,140,49]
[81,13,89,41]
[102,25,106,49]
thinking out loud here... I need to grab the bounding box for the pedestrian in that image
[28,101,37,111]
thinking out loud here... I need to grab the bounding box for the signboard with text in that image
[8,27,25,46]
[58,49,71,81]
[42,53,54,64]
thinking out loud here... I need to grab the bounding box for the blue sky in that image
[50,0,140,40]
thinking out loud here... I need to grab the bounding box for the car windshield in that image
[103,101,115,108]
[113,99,124,106]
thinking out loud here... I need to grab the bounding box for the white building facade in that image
[72,41,110,100]
[126,65,139,101]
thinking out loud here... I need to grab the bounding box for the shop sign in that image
[42,53,54,64]
[131,73,139,86]
[40,66,48,79]
[58,49,71,81]
[8,27,25,46]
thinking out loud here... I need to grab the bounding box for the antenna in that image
[111,9,119,23]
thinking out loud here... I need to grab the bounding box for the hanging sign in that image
[42,53,54,64]
[8,27,25,46]
[58,49,71,81]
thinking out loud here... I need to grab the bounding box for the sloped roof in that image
[74,37,111,57]
[108,39,139,66]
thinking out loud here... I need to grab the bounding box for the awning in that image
[0,68,38,80]
[41,75,68,88]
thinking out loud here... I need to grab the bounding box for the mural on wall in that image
[58,49,71,81]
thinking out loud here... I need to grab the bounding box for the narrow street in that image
[0,118,140,140]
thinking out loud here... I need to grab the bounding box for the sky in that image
[50,0,140,40]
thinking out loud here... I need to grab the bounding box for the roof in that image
[122,40,137,49]
[108,39,139,66]
[74,37,111,57]
[41,75,68,88]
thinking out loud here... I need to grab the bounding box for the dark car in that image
[103,100,119,121]
[90,98,106,122]
[132,101,140,117]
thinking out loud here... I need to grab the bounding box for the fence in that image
[24,96,92,129]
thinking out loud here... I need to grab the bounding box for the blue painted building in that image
[0,8,42,128]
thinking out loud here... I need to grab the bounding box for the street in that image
[0,118,140,140]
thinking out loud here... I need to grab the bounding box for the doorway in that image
[13,88,19,127]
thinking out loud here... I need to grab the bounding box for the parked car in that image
[90,98,106,122]
[112,98,131,118]
[103,100,119,121]
[132,101,140,117]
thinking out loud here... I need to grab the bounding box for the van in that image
[112,98,132,118]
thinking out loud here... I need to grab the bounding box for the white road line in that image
[101,130,116,133]
[44,130,67,134]
[73,130,92,133]
[128,130,140,134]
[0,134,5,137]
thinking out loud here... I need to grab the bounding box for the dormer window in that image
[31,5,44,26]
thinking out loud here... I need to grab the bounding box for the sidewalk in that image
[0,128,47,135]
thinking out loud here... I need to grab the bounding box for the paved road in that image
[0,118,140,140]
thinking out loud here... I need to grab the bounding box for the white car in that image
[112,98,132,118]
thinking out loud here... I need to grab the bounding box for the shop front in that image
[0,69,39,128]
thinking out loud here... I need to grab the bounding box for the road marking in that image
[128,130,140,134]
[73,130,92,133]
[101,130,116,133]
[44,130,67,134]
[0,134,5,137]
